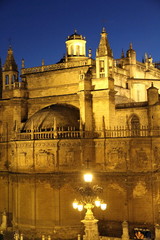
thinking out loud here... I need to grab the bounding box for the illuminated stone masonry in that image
[1,27,160,239]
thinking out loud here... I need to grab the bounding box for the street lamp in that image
[72,172,107,240]
[83,173,93,183]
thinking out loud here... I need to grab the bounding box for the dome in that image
[67,30,85,41]
[23,104,80,131]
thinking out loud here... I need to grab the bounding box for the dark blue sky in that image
[0,0,160,70]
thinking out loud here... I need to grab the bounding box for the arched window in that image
[100,60,104,72]
[76,45,80,55]
[5,75,9,85]
[130,115,140,136]
[12,74,16,84]
[70,45,74,55]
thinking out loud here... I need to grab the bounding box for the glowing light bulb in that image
[77,204,83,211]
[84,173,93,182]
[72,199,78,209]
[95,197,101,207]
[101,203,107,211]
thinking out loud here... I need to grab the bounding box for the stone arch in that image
[128,114,140,136]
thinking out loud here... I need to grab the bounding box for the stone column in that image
[121,221,130,240]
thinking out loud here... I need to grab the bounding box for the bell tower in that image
[2,47,28,135]
[2,47,19,98]
[95,27,113,80]
[92,28,115,129]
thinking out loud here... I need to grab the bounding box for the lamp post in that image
[72,173,107,240]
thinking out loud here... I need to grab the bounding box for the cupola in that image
[65,30,87,61]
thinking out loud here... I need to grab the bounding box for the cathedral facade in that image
[1,28,160,239]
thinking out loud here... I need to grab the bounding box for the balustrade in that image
[2,125,160,142]
[21,60,89,74]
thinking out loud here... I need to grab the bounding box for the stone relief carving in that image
[109,182,125,194]
[62,151,74,166]
[36,151,47,166]
[35,142,57,148]
[154,146,160,167]
[135,148,148,169]
[61,150,81,168]
[106,147,127,169]
[105,140,128,147]
[18,152,27,167]
[133,181,147,198]
[103,140,129,169]
[36,149,55,168]
[17,143,32,148]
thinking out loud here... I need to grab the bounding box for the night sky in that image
[0,0,160,70]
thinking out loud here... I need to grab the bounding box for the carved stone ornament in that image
[36,149,55,168]
[135,148,149,169]
[106,146,127,170]
[133,181,147,198]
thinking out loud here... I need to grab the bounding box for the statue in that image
[121,221,130,240]
[0,210,7,230]
[14,232,19,240]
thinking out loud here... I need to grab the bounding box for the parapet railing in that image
[21,59,90,74]
[16,129,84,140]
[10,125,160,141]
[1,126,160,142]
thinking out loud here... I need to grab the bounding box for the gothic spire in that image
[130,43,133,49]
[96,27,112,57]
[3,47,18,71]
[121,49,125,58]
